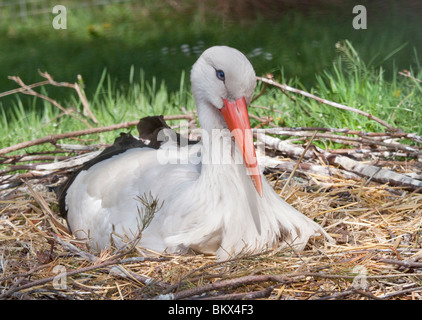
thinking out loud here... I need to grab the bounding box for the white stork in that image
[58,46,331,260]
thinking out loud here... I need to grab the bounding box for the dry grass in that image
[1,164,421,300]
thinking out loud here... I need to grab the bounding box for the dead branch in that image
[0,114,194,156]
[378,286,422,299]
[255,133,314,159]
[256,131,422,191]
[281,131,317,194]
[8,75,93,128]
[0,258,119,299]
[25,182,70,235]
[199,286,275,300]
[0,80,50,98]
[38,71,98,124]
[316,288,383,300]
[155,274,293,300]
[318,147,422,190]
[260,156,361,182]
[378,258,422,269]
[109,265,170,290]
[399,70,422,83]
[53,235,98,262]
[1,155,69,165]
[256,128,421,155]
[34,151,102,171]
[257,76,400,132]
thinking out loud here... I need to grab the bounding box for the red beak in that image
[221,97,263,197]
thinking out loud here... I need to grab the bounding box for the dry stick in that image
[399,70,422,83]
[1,155,69,164]
[161,250,275,295]
[200,286,275,300]
[316,288,383,300]
[0,257,123,299]
[257,128,421,155]
[317,146,422,190]
[38,71,98,125]
[25,181,70,235]
[0,114,194,155]
[0,80,50,98]
[257,132,422,190]
[378,286,422,299]
[0,239,171,299]
[257,76,400,132]
[281,131,317,195]
[261,157,361,182]
[255,133,315,159]
[378,258,422,269]
[265,126,422,147]
[8,76,93,129]
[156,274,294,300]
[0,264,49,283]
[307,142,422,190]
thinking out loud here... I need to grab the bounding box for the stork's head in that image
[191,46,256,110]
[190,46,262,197]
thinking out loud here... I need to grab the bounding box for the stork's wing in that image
[55,115,199,219]
[56,116,166,219]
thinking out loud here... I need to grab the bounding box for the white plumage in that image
[63,46,332,260]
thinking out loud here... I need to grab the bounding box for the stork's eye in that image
[216,69,225,81]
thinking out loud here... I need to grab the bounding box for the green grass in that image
[1,40,421,155]
[0,68,193,152]
[0,1,421,153]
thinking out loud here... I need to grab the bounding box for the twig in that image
[0,239,171,299]
[0,258,120,299]
[251,73,271,103]
[258,128,421,154]
[378,258,422,269]
[199,286,275,300]
[378,286,422,299]
[53,235,98,262]
[281,131,317,194]
[0,114,193,155]
[109,265,170,290]
[257,76,400,132]
[255,133,314,159]
[161,250,275,295]
[25,181,70,235]
[1,155,69,164]
[38,71,98,125]
[316,146,422,191]
[399,70,422,83]
[261,157,361,182]
[155,274,293,300]
[0,80,50,98]
[316,288,382,300]
[8,75,93,128]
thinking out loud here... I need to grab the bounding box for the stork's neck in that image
[196,100,227,133]
[196,100,247,180]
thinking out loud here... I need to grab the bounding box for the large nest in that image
[1,148,421,300]
[1,75,422,300]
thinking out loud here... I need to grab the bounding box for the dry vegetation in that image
[1,76,422,300]
[1,166,421,300]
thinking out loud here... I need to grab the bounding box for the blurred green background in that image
[0,0,422,153]
[1,0,421,101]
